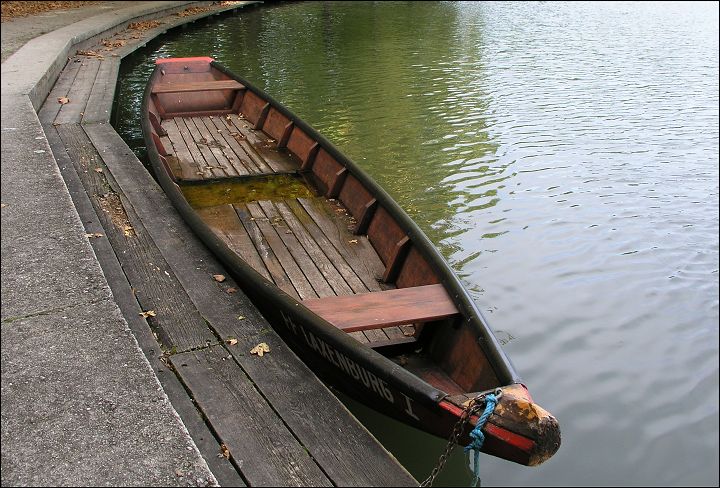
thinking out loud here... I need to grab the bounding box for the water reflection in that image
[114,2,719,486]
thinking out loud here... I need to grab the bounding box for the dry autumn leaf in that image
[94,167,103,173]
[220,443,230,459]
[226,287,237,294]
[84,232,104,238]
[58,97,70,105]
[139,310,157,318]
[225,338,238,346]
[250,342,270,357]
[213,274,226,283]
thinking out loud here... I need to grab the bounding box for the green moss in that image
[180,174,314,209]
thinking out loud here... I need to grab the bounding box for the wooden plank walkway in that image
[37,3,417,487]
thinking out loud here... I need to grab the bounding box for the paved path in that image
[1,3,215,486]
[1,3,418,487]
[1,2,138,63]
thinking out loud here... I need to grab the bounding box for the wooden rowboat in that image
[142,57,560,466]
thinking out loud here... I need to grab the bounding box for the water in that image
[114,2,719,485]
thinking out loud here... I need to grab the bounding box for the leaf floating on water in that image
[213,274,226,283]
[250,342,270,357]
[58,97,70,105]
[139,310,157,318]
[84,232,104,238]
[225,337,238,346]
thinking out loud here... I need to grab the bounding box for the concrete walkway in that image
[1,3,216,486]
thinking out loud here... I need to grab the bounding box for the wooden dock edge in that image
[25,1,418,486]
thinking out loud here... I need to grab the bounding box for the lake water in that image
[114,2,719,485]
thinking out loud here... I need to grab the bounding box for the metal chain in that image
[420,388,502,487]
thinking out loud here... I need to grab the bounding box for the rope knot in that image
[464,393,498,487]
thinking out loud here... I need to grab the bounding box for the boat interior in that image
[147,58,500,398]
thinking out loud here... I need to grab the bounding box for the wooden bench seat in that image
[151,80,245,94]
[303,284,459,333]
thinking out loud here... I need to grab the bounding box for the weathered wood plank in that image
[283,199,380,293]
[206,115,261,174]
[84,123,417,487]
[296,197,387,291]
[228,115,297,174]
[42,122,245,487]
[200,116,251,176]
[196,204,272,281]
[82,58,120,124]
[37,58,82,125]
[274,200,365,294]
[257,200,336,298]
[161,118,196,180]
[55,58,101,125]
[232,203,300,300]
[283,198,396,342]
[185,117,233,178]
[173,117,209,178]
[220,115,273,173]
[204,317,417,488]
[170,346,332,487]
[191,116,238,177]
[152,79,245,94]
[245,202,318,300]
[303,284,458,332]
[56,124,217,352]
[177,116,223,178]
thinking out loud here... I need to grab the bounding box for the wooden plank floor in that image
[198,195,417,347]
[162,114,297,181]
[35,3,418,486]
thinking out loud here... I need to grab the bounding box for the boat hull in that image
[141,56,560,467]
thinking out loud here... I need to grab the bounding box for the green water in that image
[114,2,719,486]
[180,174,314,209]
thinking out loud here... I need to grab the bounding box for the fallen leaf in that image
[237,315,245,320]
[250,342,270,357]
[1,203,6,208]
[225,338,238,346]
[139,310,157,318]
[226,287,237,294]
[220,443,230,459]
[58,97,70,105]
[84,232,104,238]
[213,274,226,282]
[94,167,103,173]
[349,239,358,244]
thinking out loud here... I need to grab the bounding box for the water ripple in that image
[114,2,719,485]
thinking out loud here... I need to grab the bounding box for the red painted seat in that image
[303,284,459,333]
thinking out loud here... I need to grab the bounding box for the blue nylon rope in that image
[463,393,498,487]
